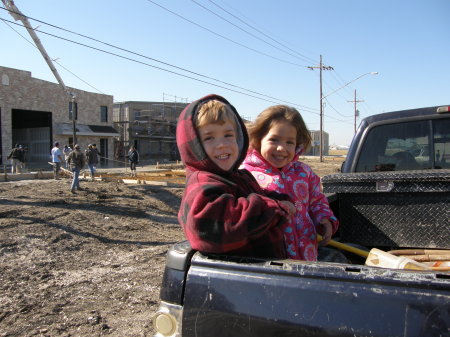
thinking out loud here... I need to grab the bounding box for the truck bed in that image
[160,241,450,337]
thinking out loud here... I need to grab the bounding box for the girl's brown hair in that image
[248,105,312,152]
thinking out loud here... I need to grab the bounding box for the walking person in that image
[63,145,72,169]
[51,142,64,179]
[7,144,23,174]
[67,144,85,194]
[128,145,139,177]
[85,144,101,180]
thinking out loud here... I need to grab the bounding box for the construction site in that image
[1,161,187,186]
[0,2,344,335]
[0,156,343,336]
[0,2,190,172]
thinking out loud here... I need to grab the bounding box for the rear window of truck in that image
[355,118,450,172]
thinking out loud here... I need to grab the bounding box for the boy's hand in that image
[318,219,333,246]
[279,200,296,216]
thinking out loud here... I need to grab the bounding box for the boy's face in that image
[198,121,239,171]
[260,120,297,169]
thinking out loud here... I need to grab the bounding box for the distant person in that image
[85,144,102,180]
[243,105,339,261]
[127,145,139,177]
[7,144,22,174]
[63,145,72,168]
[436,150,441,163]
[67,144,85,193]
[51,142,64,179]
[20,145,28,172]
[176,94,294,258]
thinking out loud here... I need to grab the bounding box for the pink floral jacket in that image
[243,149,339,261]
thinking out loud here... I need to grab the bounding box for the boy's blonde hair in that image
[195,100,237,129]
[248,105,312,152]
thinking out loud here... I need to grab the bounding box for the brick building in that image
[113,100,189,164]
[0,66,118,168]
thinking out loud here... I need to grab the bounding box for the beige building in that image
[113,100,188,164]
[0,66,118,168]
[306,130,329,156]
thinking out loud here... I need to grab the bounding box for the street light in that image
[319,71,378,161]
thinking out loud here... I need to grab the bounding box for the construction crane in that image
[2,0,78,144]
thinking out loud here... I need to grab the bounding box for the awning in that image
[56,123,119,137]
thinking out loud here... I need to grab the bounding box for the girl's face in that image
[260,120,297,169]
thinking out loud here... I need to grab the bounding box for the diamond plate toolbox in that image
[322,170,450,248]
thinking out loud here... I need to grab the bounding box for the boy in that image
[176,94,295,258]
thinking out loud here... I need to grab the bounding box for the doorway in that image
[11,109,52,165]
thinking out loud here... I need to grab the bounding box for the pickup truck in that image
[342,105,450,173]
[153,106,450,337]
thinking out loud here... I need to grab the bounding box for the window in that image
[355,118,450,172]
[2,74,9,86]
[100,106,108,122]
[69,102,78,120]
[356,120,428,172]
[433,119,450,169]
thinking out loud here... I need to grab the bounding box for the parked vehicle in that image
[342,105,450,172]
[153,106,450,337]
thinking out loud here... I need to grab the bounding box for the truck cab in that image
[342,105,450,173]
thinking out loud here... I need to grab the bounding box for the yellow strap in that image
[317,234,369,258]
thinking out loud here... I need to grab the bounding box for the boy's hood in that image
[176,94,249,174]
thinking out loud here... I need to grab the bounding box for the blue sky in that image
[1,0,449,146]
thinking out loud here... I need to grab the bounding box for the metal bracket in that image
[376,181,395,192]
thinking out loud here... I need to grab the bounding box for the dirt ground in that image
[0,157,343,337]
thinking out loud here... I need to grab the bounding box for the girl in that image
[243,105,339,261]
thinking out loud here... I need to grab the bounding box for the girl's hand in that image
[279,200,296,216]
[318,219,333,246]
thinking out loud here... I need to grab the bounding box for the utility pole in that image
[308,55,333,162]
[71,94,77,145]
[347,89,364,133]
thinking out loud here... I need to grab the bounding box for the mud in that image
[0,157,342,336]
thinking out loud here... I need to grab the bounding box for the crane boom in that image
[2,0,68,93]
[3,0,78,144]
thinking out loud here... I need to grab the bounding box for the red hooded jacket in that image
[176,94,290,258]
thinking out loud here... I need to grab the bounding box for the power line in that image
[2,2,377,125]
[0,15,318,113]
[1,16,122,102]
[323,98,353,119]
[145,0,306,68]
[191,0,313,66]
[0,5,317,111]
[206,0,318,65]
